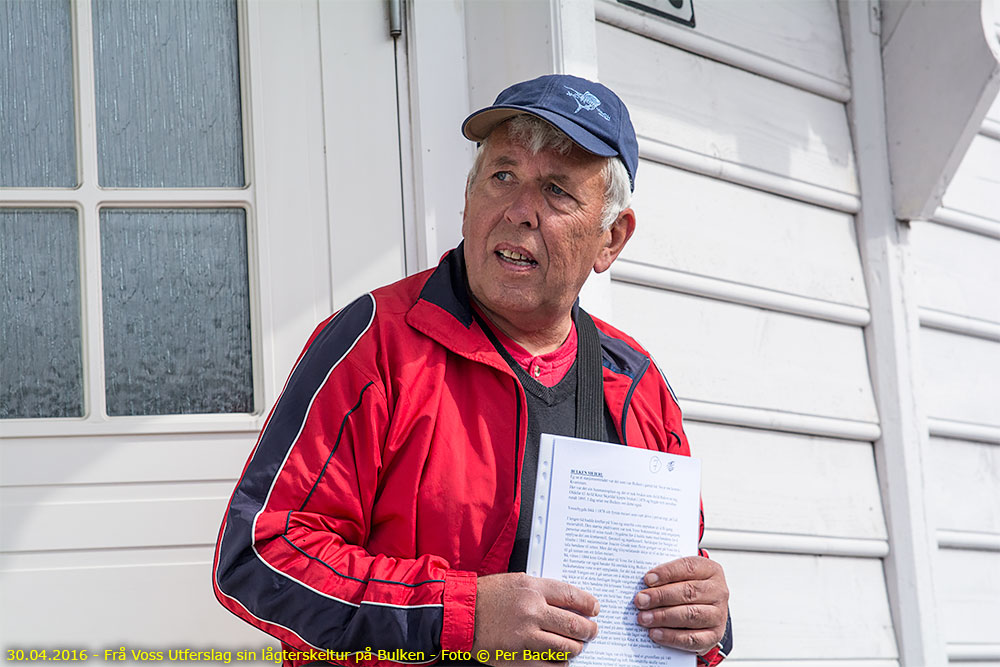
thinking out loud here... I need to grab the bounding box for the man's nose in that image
[503,185,542,228]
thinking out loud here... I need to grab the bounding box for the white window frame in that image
[2,0,262,437]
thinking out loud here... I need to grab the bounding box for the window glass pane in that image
[1,209,84,418]
[93,0,244,187]
[0,0,76,187]
[100,208,252,415]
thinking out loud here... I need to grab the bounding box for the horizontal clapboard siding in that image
[931,206,1000,241]
[688,422,886,543]
[612,260,871,328]
[679,400,880,441]
[0,433,255,486]
[596,8,899,662]
[941,135,1000,223]
[919,328,1000,430]
[914,87,1000,660]
[1,482,232,552]
[596,22,859,199]
[595,0,850,101]
[710,550,897,660]
[924,437,1000,538]
[935,549,1000,646]
[0,547,274,648]
[911,222,1000,325]
[0,434,257,646]
[920,309,1000,344]
[610,283,878,424]
[624,160,868,309]
[637,134,860,213]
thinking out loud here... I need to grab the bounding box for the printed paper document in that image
[526,434,701,666]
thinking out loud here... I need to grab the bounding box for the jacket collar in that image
[406,243,512,374]
[406,243,649,380]
[414,241,476,328]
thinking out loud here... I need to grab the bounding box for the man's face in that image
[462,123,624,333]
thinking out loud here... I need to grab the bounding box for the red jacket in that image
[213,247,725,666]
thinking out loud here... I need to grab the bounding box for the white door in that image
[1,0,405,651]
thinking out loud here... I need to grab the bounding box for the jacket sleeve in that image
[697,616,733,667]
[212,295,477,662]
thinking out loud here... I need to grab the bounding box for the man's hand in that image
[633,556,729,655]
[472,572,600,666]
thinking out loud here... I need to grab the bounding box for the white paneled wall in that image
[611,286,877,424]
[935,549,1000,647]
[920,328,1000,427]
[0,0,402,656]
[1,547,267,647]
[912,223,1000,324]
[710,551,896,660]
[625,162,868,309]
[941,136,1000,223]
[0,434,263,648]
[925,437,1000,536]
[595,0,896,663]
[596,21,858,198]
[688,423,887,544]
[672,0,849,88]
[916,84,1000,661]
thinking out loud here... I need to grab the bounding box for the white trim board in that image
[937,531,1000,552]
[840,2,947,663]
[612,261,870,327]
[702,530,888,558]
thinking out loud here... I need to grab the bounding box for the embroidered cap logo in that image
[564,86,612,122]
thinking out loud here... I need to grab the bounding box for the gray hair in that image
[466,114,632,231]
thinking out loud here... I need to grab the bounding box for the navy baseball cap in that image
[462,74,639,190]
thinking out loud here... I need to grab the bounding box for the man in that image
[213,74,731,667]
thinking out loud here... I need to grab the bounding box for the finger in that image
[537,578,600,616]
[647,625,724,654]
[540,603,600,643]
[644,556,721,586]
[636,603,726,630]
[524,627,589,659]
[634,578,727,609]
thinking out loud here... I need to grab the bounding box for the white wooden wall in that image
[913,82,1000,663]
[594,0,897,662]
[0,0,405,656]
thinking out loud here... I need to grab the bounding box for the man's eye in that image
[493,171,512,182]
[549,184,568,196]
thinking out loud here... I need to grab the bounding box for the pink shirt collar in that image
[472,303,578,387]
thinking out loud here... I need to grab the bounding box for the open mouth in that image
[496,248,537,267]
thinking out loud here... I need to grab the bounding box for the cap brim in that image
[461,105,619,158]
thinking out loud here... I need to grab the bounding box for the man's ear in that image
[594,208,636,274]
